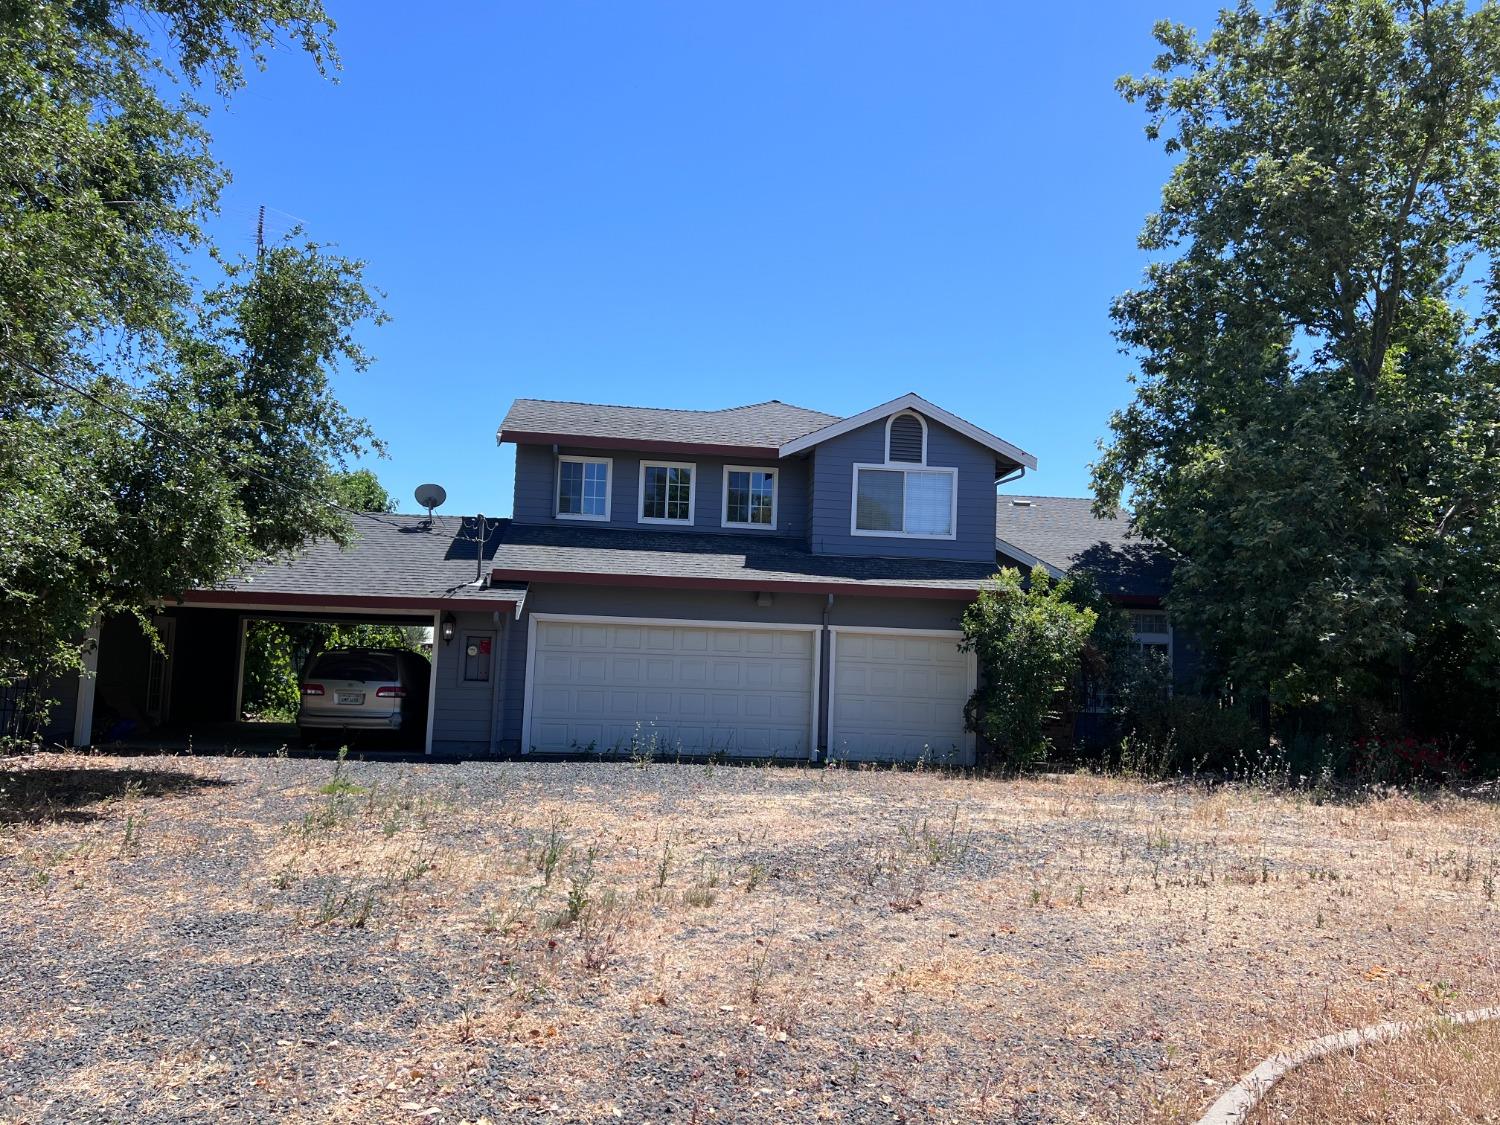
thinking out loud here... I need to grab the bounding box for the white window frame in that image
[849,462,958,540]
[1133,614,1174,668]
[884,411,928,464]
[555,455,612,521]
[638,460,697,524]
[720,465,779,530]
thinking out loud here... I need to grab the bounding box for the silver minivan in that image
[297,648,430,747]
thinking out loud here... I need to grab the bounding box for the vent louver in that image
[888,413,924,463]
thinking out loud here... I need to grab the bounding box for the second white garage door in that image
[526,617,818,757]
[830,629,976,763]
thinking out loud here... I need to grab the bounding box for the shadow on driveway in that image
[0,762,234,825]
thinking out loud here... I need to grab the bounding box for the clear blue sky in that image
[201,1,1221,517]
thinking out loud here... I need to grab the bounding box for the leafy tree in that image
[1094,0,1500,742]
[0,3,386,705]
[239,469,408,719]
[330,469,397,513]
[960,567,1098,770]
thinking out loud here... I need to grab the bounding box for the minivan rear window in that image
[309,651,399,682]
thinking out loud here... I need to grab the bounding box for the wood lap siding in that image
[510,443,810,536]
[808,417,998,562]
[430,611,500,752]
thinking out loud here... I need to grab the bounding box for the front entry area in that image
[524,615,820,758]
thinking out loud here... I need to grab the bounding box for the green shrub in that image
[960,566,1097,771]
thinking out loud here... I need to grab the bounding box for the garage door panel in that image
[529,621,814,757]
[575,624,609,648]
[833,630,973,764]
[575,655,607,683]
[744,664,773,689]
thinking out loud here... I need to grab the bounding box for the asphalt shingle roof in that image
[490,523,995,596]
[498,399,840,450]
[190,515,525,606]
[994,494,1172,598]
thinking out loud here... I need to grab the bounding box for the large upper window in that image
[852,410,954,538]
[853,466,955,538]
[722,466,777,529]
[556,456,610,520]
[639,461,695,523]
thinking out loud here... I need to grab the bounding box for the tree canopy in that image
[1,3,385,697]
[329,469,398,514]
[1095,0,1500,749]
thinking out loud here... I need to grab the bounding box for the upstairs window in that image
[853,410,953,538]
[853,466,955,538]
[722,467,777,529]
[557,456,610,520]
[640,461,695,523]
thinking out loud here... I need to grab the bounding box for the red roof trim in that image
[499,430,779,460]
[489,568,978,600]
[182,589,523,612]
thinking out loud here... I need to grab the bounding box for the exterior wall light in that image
[441,612,457,645]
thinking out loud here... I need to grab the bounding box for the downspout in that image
[819,594,834,760]
[996,465,1026,489]
[488,608,504,756]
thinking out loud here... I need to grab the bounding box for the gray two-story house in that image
[458,393,1034,763]
[45,393,1177,763]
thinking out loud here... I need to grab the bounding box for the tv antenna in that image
[414,483,447,521]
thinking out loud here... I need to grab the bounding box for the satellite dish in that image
[414,483,447,519]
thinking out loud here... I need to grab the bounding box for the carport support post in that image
[232,616,249,722]
[424,611,440,755]
[72,618,101,748]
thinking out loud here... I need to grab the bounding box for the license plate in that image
[336,692,364,705]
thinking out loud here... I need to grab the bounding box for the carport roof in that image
[183,514,527,613]
[488,522,996,598]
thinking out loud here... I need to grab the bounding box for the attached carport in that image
[71,515,526,754]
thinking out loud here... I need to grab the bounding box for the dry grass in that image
[0,752,1497,1123]
[1249,1018,1500,1123]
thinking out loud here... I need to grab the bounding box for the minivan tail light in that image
[301,683,325,696]
[375,686,406,698]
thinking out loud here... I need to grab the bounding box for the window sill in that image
[850,528,957,541]
[556,512,610,522]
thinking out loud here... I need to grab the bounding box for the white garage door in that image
[830,629,975,763]
[526,617,817,757]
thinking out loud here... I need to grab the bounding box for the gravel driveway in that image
[1,752,1497,1123]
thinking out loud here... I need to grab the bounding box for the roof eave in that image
[777,392,1039,469]
[181,588,527,613]
[490,567,981,600]
[994,537,1066,580]
[498,429,779,460]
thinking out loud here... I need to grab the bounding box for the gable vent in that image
[888,413,924,463]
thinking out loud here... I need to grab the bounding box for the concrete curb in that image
[1195,1005,1500,1125]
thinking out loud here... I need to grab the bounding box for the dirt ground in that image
[0,751,1497,1123]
